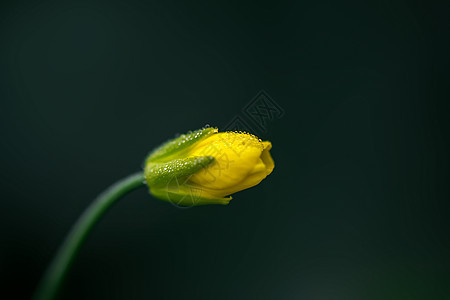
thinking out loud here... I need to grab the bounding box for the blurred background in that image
[1,0,449,299]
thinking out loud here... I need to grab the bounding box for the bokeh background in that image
[1,0,449,299]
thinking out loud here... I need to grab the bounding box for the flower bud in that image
[144,127,274,206]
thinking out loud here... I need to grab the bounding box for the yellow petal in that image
[188,132,264,190]
[261,141,274,175]
[219,142,274,196]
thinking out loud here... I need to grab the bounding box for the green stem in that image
[33,172,145,300]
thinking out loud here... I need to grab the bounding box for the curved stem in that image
[33,172,145,300]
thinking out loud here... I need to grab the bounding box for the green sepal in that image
[144,156,214,187]
[150,186,231,206]
[146,127,217,163]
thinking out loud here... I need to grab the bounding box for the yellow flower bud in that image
[144,127,274,206]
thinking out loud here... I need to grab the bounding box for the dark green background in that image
[1,0,449,299]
